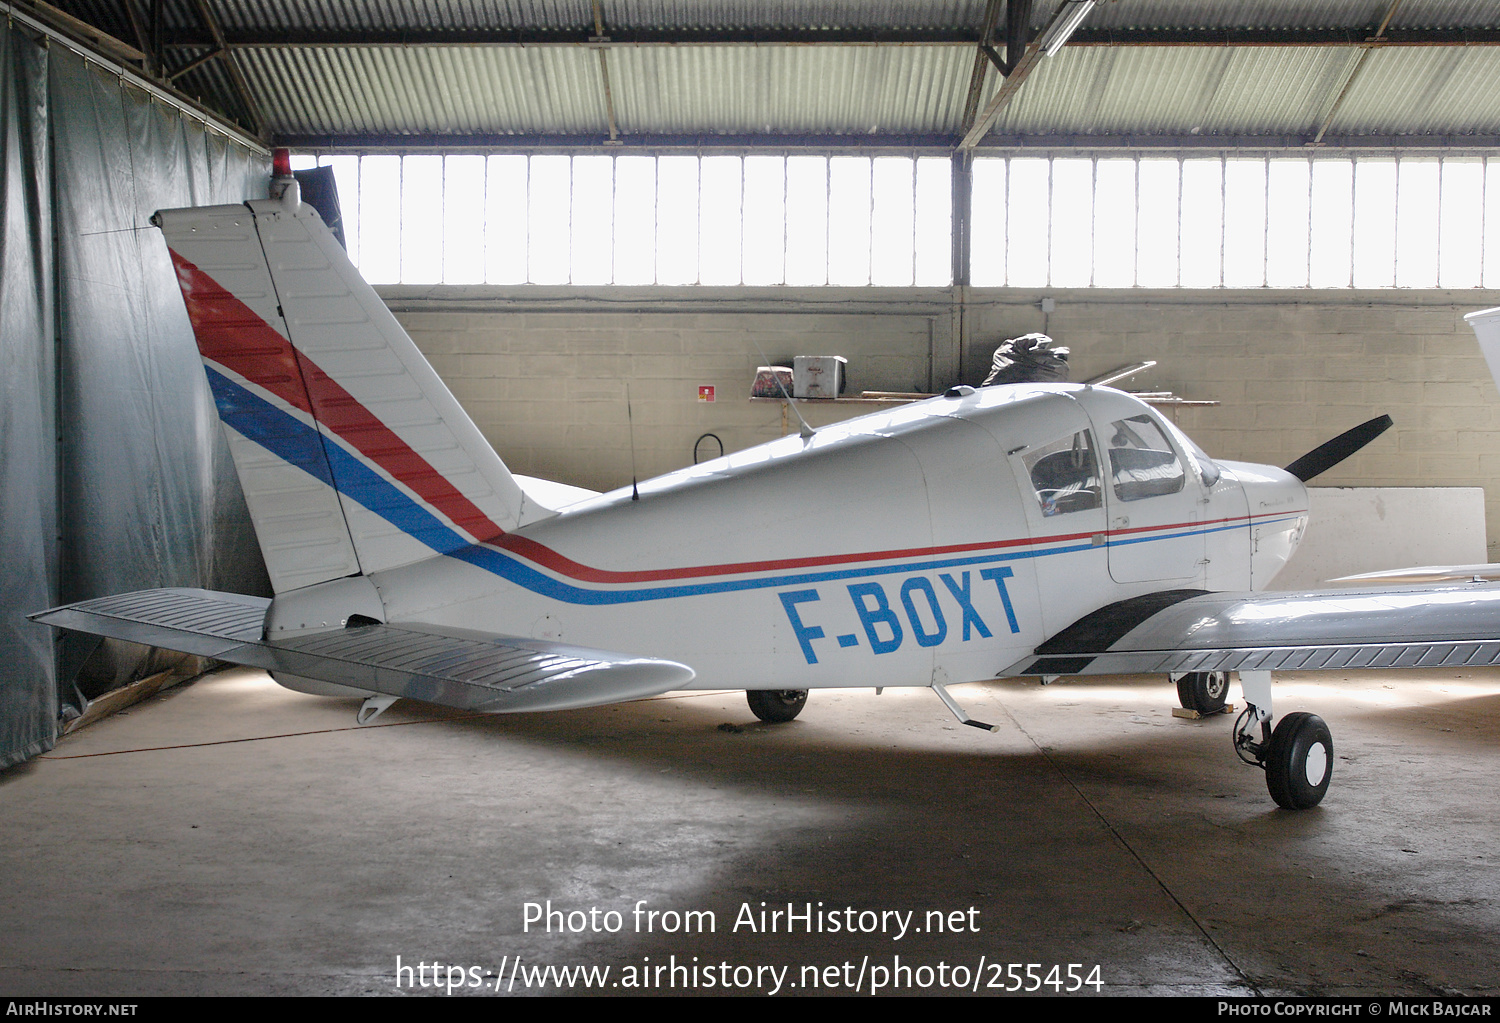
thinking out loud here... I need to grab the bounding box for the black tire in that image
[746,689,807,723]
[1264,712,1333,810]
[1176,670,1230,715]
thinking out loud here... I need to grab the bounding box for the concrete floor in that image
[2,666,1498,997]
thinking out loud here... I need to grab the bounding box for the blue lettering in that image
[979,567,1021,634]
[847,582,904,655]
[938,571,992,641]
[778,589,825,664]
[899,577,947,648]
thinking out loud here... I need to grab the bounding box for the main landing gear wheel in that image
[746,689,808,723]
[1176,671,1230,715]
[1263,712,1333,810]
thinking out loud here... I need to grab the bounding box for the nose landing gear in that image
[1263,712,1334,809]
[1232,670,1333,809]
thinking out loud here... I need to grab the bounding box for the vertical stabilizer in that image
[1468,307,1500,394]
[156,189,544,592]
[156,202,362,593]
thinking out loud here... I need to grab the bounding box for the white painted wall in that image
[1272,487,1488,590]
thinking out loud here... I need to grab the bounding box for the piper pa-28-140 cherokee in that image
[31,159,1500,810]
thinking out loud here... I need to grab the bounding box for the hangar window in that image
[970,154,1500,290]
[291,153,952,287]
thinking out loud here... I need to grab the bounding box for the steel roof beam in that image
[961,0,1007,134]
[188,0,264,137]
[959,0,1082,152]
[274,132,1500,153]
[1308,0,1405,147]
[156,26,1500,49]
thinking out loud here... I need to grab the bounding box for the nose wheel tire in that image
[1176,670,1230,715]
[746,689,808,723]
[1264,712,1333,809]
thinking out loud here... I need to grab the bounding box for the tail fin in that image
[1469,307,1500,394]
[155,191,544,593]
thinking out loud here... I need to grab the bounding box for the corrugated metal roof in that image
[237,42,1500,143]
[1085,0,1499,31]
[47,1,1500,146]
[994,46,1354,137]
[238,46,609,135]
[607,45,971,135]
[1331,45,1500,136]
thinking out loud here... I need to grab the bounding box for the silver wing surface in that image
[1006,584,1500,677]
[31,588,695,712]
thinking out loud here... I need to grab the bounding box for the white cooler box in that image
[793,356,846,399]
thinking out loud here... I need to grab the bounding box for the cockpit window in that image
[1105,415,1186,501]
[1159,416,1223,487]
[1023,431,1102,516]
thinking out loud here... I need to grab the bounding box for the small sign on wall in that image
[698,385,716,402]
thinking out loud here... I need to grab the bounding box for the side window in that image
[1023,431,1102,516]
[1105,414,1185,501]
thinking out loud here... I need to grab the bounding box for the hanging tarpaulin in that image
[0,19,58,767]
[0,27,270,767]
[49,48,271,695]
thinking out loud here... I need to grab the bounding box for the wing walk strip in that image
[1012,585,1500,677]
[30,589,694,712]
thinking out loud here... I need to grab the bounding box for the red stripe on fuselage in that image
[489,510,1289,586]
[170,250,506,544]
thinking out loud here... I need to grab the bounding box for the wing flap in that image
[31,588,695,712]
[1007,584,1500,677]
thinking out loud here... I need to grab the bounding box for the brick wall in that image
[382,285,1500,557]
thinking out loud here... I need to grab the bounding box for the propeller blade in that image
[1284,414,1393,482]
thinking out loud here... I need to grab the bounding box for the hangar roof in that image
[33,0,1500,150]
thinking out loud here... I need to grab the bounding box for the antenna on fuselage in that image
[626,383,640,501]
[751,341,815,440]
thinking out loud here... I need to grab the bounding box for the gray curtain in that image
[0,21,56,768]
[0,37,270,768]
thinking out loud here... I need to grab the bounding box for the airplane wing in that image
[1005,584,1500,677]
[30,589,695,713]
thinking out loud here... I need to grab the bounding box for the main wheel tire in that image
[1264,712,1333,810]
[746,689,808,723]
[1176,670,1230,715]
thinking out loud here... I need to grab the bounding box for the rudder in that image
[156,187,545,593]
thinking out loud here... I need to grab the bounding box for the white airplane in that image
[31,159,1500,813]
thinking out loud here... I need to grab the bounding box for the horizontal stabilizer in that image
[1007,584,1500,677]
[31,589,695,713]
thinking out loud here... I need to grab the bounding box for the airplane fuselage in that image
[280,384,1309,692]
